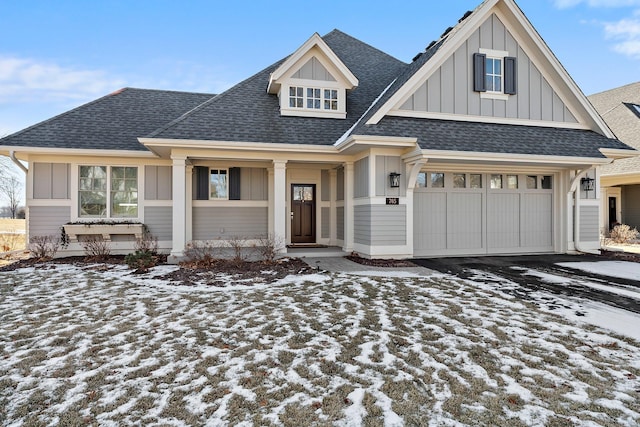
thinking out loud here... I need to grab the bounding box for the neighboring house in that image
[0,0,636,260]
[589,82,640,232]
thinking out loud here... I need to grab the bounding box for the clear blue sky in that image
[2,0,640,137]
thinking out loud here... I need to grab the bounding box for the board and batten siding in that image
[291,57,336,81]
[354,205,407,246]
[579,205,599,242]
[29,206,70,239]
[336,207,344,240]
[375,156,406,197]
[354,157,369,198]
[240,168,268,201]
[399,13,578,124]
[145,166,172,200]
[622,185,640,230]
[144,206,172,241]
[192,207,267,240]
[321,170,330,201]
[33,163,70,199]
[321,207,330,239]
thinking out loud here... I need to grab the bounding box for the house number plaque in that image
[386,198,399,205]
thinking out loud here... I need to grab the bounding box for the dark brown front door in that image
[291,184,316,244]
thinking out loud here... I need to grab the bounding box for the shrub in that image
[184,240,221,267]
[134,231,158,254]
[125,250,156,272]
[609,224,639,244]
[80,236,111,261]
[255,233,285,264]
[29,235,60,260]
[224,235,249,265]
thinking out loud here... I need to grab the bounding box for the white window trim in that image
[78,165,139,219]
[479,48,510,100]
[209,168,229,200]
[287,85,339,112]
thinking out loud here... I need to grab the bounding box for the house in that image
[588,82,640,232]
[0,0,637,261]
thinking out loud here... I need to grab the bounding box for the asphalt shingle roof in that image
[150,30,407,145]
[0,88,214,151]
[358,117,632,158]
[589,82,640,175]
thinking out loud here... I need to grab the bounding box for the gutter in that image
[9,151,28,174]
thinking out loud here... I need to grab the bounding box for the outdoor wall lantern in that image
[581,176,595,192]
[389,172,401,188]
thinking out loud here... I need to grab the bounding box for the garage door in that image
[414,172,553,257]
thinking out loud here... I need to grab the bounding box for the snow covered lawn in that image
[1,262,639,426]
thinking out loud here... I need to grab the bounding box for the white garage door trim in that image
[414,171,554,257]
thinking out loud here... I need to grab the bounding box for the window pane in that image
[331,100,337,110]
[210,169,228,199]
[486,59,493,74]
[416,172,426,188]
[494,76,501,92]
[296,87,303,97]
[431,173,444,188]
[490,174,502,189]
[526,176,537,189]
[507,175,518,189]
[314,99,320,109]
[79,191,106,217]
[453,174,466,188]
[307,99,314,109]
[79,166,107,217]
[296,98,303,108]
[470,174,482,188]
[324,89,330,99]
[542,176,553,189]
[289,87,296,96]
[307,88,313,97]
[486,75,494,92]
[494,59,502,75]
[303,186,313,201]
[289,98,296,108]
[111,167,138,217]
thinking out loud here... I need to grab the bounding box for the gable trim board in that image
[2,0,638,260]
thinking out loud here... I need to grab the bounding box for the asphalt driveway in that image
[413,254,640,315]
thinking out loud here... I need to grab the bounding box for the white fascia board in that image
[140,137,339,154]
[388,110,591,130]
[419,148,613,166]
[599,148,640,159]
[267,33,358,94]
[334,135,417,152]
[366,0,500,125]
[0,145,157,160]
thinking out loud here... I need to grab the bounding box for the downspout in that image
[568,166,596,254]
[9,151,28,174]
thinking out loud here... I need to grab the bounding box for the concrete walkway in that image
[302,256,435,277]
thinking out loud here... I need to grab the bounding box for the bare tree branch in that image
[0,174,22,219]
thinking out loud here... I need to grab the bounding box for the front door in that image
[609,197,618,230]
[291,184,316,244]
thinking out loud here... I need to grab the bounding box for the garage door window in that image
[470,174,482,188]
[453,174,466,188]
[507,175,518,189]
[416,172,427,188]
[542,176,552,189]
[490,174,502,189]
[431,173,445,188]
[526,176,537,189]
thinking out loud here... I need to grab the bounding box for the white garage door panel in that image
[487,193,520,250]
[414,193,447,251]
[448,193,483,250]
[521,193,553,248]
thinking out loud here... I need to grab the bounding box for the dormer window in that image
[289,86,338,111]
[473,49,517,99]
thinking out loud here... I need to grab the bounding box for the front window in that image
[210,169,228,199]
[486,57,502,92]
[289,86,338,111]
[79,166,138,218]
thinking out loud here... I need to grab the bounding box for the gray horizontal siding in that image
[354,205,406,246]
[29,206,70,240]
[579,205,599,242]
[193,207,268,240]
[144,206,172,241]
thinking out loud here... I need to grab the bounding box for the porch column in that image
[273,160,287,250]
[343,161,354,253]
[170,156,187,259]
[185,165,193,243]
[329,169,337,244]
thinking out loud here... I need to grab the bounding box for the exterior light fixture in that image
[389,172,401,188]
[581,176,595,192]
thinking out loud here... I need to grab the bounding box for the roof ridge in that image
[323,29,407,65]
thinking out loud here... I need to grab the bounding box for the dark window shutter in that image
[473,53,486,92]
[229,167,241,200]
[504,56,517,95]
[195,166,209,200]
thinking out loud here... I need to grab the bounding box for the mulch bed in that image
[345,254,418,268]
[600,250,640,263]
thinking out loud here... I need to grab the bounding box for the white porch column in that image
[343,161,354,253]
[185,165,193,243]
[273,160,287,250]
[329,169,337,245]
[170,156,187,259]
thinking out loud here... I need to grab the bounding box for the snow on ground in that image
[0,261,639,426]
[558,261,640,282]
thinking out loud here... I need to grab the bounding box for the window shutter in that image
[195,166,209,200]
[504,56,517,95]
[229,167,241,200]
[473,53,486,92]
